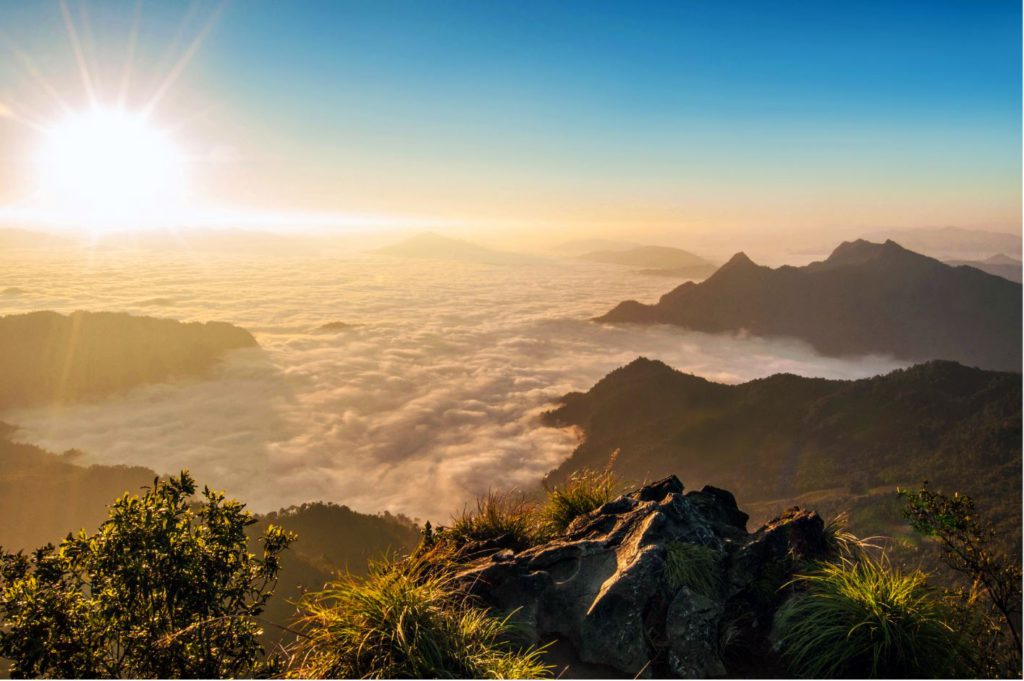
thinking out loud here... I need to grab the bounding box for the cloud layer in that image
[1,250,907,522]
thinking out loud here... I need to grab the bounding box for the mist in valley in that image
[0,242,910,522]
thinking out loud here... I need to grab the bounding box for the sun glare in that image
[35,108,187,230]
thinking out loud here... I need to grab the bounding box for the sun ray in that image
[0,96,48,132]
[73,0,104,98]
[58,0,96,105]
[143,0,227,117]
[0,32,73,116]
[116,0,144,109]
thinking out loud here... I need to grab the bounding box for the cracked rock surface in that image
[457,476,829,678]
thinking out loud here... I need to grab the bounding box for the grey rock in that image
[457,476,829,678]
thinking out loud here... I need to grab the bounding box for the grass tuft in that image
[540,469,618,534]
[822,512,880,559]
[664,541,719,598]
[287,555,552,679]
[773,555,968,678]
[447,490,538,550]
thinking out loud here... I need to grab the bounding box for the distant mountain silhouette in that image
[372,232,542,265]
[945,253,1022,283]
[0,311,257,410]
[550,238,644,256]
[861,226,1022,260]
[544,357,1021,546]
[315,320,358,333]
[985,253,1022,265]
[598,239,1022,371]
[577,245,717,279]
[0,422,158,550]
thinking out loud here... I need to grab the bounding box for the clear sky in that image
[0,0,1020,239]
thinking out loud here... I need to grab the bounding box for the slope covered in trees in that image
[251,502,421,639]
[598,240,1022,371]
[0,310,257,410]
[0,309,258,409]
[543,358,1022,547]
[0,423,158,550]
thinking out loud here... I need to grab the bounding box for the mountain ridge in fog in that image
[372,231,545,265]
[543,356,1021,551]
[575,245,718,279]
[944,253,1022,283]
[860,226,1022,260]
[0,310,257,410]
[599,239,1022,371]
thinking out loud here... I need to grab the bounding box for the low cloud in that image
[2,254,907,523]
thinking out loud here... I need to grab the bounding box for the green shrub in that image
[899,484,1022,676]
[287,556,552,679]
[774,556,968,678]
[447,490,538,550]
[0,471,293,678]
[540,469,618,534]
[665,541,719,598]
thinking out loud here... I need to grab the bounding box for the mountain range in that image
[861,226,1021,260]
[598,239,1022,371]
[945,253,1022,283]
[543,357,1021,550]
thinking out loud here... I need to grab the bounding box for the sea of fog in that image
[0,249,908,522]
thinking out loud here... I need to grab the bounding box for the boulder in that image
[457,476,829,678]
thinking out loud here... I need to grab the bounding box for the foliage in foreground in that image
[773,555,968,678]
[447,490,538,550]
[539,468,618,534]
[440,468,622,553]
[664,541,719,598]
[0,471,293,679]
[899,484,1022,676]
[287,555,552,679]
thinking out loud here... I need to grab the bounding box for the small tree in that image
[899,483,1022,674]
[0,471,293,678]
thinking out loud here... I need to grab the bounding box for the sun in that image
[35,107,188,230]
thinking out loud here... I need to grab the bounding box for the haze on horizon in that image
[0,0,1020,247]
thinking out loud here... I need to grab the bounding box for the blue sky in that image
[0,0,1020,236]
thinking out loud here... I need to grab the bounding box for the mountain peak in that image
[824,239,908,266]
[985,253,1021,265]
[721,251,756,269]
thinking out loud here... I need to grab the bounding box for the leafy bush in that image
[0,471,293,678]
[899,484,1022,676]
[540,469,618,534]
[665,541,719,598]
[287,556,552,679]
[447,490,538,550]
[773,556,968,678]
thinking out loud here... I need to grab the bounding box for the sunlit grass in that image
[287,555,552,679]
[665,541,719,598]
[774,556,968,678]
[447,490,538,550]
[822,511,881,558]
[539,469,619,534]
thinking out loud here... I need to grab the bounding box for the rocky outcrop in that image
[457,476,829,678]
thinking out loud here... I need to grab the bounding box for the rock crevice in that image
[457,476,828,678]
